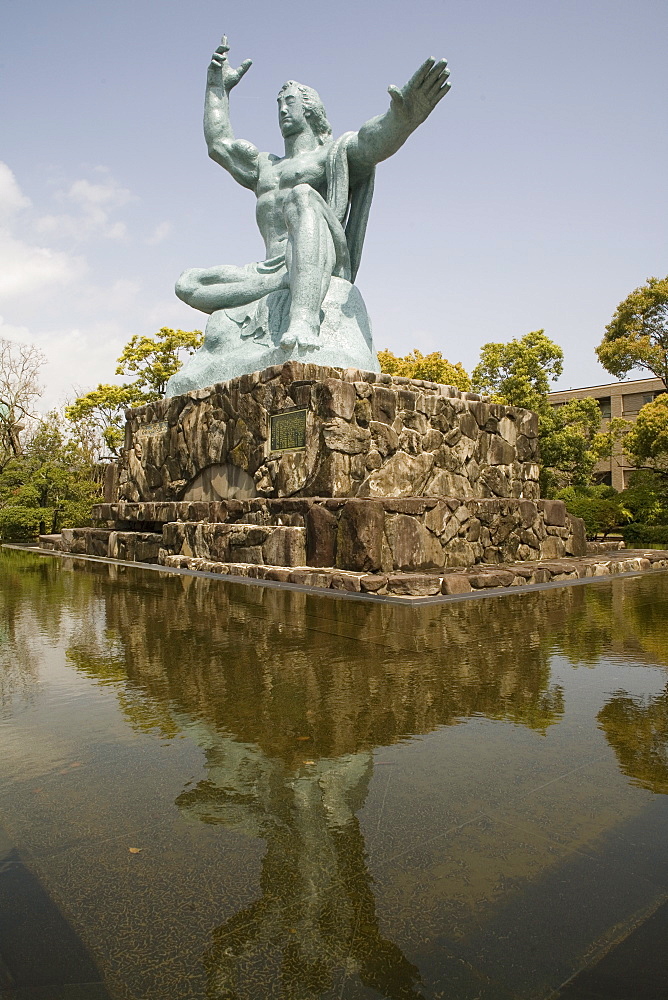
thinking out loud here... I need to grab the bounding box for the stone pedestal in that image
[39,362,612,599]
[120,362,540,504]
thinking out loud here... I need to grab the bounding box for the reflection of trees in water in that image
[0,549,71,712]
[548,576,668,796]
[548,576,668,669]
[598,687,668,794]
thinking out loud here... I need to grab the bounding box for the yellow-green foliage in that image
[377,349,471,390]
[66,327,202,457]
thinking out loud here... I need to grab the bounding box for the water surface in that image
[1,548,667,999]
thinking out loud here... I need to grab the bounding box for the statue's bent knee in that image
[175,268,199,304]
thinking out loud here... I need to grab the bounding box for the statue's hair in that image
[278,81,333,144]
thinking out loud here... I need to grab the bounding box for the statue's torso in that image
[255,146,330,257]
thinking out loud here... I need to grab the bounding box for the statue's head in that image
[277,81,332,144]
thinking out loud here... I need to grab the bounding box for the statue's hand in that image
[388,57,450,127]
[208,35,252,93]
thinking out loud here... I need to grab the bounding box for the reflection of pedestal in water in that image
[175,725,424,998]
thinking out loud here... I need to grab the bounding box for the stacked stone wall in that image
[119,362,539,503]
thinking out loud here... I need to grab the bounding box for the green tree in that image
[624,394,668,472]
[539,397,609,494]
[619,470,668,525]
[596,275,668,388]
[377,349,471,390]
[66,327,202,456]
[471,329,563,410]
[115,327,203,398]
[556,484,631,540]
[0,412,102,539]
[471,330,606,494]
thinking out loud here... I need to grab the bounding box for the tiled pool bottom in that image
[1,548,667,1000]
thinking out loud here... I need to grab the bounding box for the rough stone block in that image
[384,514,444,571]
[441,574,472,595]
[336,500,384,572]
[306,505,338,567]
[540,535,566,559]
[330,572,363,591]
[358,451,434,498]
[467,570,516,588]
[262,526,306,567]
[386,574,441,596]
[565,514,587,556]
[229,545,264,564]
[541,500,567,527]
[370,387,396,424]
[314,379,357,420]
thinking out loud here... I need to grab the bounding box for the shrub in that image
[621,523,668,547]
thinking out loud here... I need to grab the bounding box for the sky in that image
[1,0,667,411]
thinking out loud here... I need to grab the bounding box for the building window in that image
[597,397,612,420]
[643,393,654,405]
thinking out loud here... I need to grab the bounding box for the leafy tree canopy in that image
[115,327,203,399]
[539,397,609,494]
[471,330,563,411]
[470,330,606,494]
[619,470,668,526]
[623,393,668,471]
[66,327,202,457]
[0,412,102,539]
[377,349,471,390]
[596,275,668,388]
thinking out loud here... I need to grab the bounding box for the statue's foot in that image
[280,320,320,351]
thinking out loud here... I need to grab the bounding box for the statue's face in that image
[277,86,308,137]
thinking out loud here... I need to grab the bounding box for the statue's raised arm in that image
[204,36,260,191]
[347,57,451,176]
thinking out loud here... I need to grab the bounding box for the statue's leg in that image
[281,185,338,349]
[175,264,287,315]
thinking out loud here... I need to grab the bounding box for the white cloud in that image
[0,165,57,304]
[67,176,133,211]
[34,170,135,242]
[146,221,172,245]
[0,162,31,220]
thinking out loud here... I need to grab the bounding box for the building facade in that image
[548,377,665,490]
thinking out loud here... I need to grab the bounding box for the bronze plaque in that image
[270,409,307,452]
[135,419,169,441]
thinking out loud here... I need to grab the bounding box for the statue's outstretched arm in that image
[347,58,451,176]
[204,36,260,191]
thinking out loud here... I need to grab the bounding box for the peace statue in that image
[166,36,450,395]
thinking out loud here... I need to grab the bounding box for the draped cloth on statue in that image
[325,131,375,283]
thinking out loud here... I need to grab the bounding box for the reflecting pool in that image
[1,548,668,999]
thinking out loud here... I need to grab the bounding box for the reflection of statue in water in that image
[168,36,450,392]
[176,729,425,998]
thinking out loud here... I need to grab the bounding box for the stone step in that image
[157,550,668,598]
[41,528,162,563]
[161,522,306,567]
[90,496,587,569]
